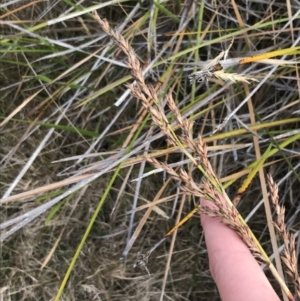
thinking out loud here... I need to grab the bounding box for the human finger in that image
[200,196,280,301]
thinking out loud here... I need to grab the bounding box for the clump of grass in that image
[1,1,300,301]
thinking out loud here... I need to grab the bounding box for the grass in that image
[1,1,300,300]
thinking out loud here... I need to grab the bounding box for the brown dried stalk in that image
[166,94,221,192]
[267,174,300,300]
[92,12,177,147]
[93,11,220,193]
[146,156,205,198]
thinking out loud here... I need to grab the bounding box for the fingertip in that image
[199,196,280,301]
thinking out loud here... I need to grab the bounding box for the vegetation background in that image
[1,0,300,300]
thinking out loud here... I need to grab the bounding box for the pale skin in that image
[200,197,281,301]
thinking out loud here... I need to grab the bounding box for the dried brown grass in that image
[1,2,300,301]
